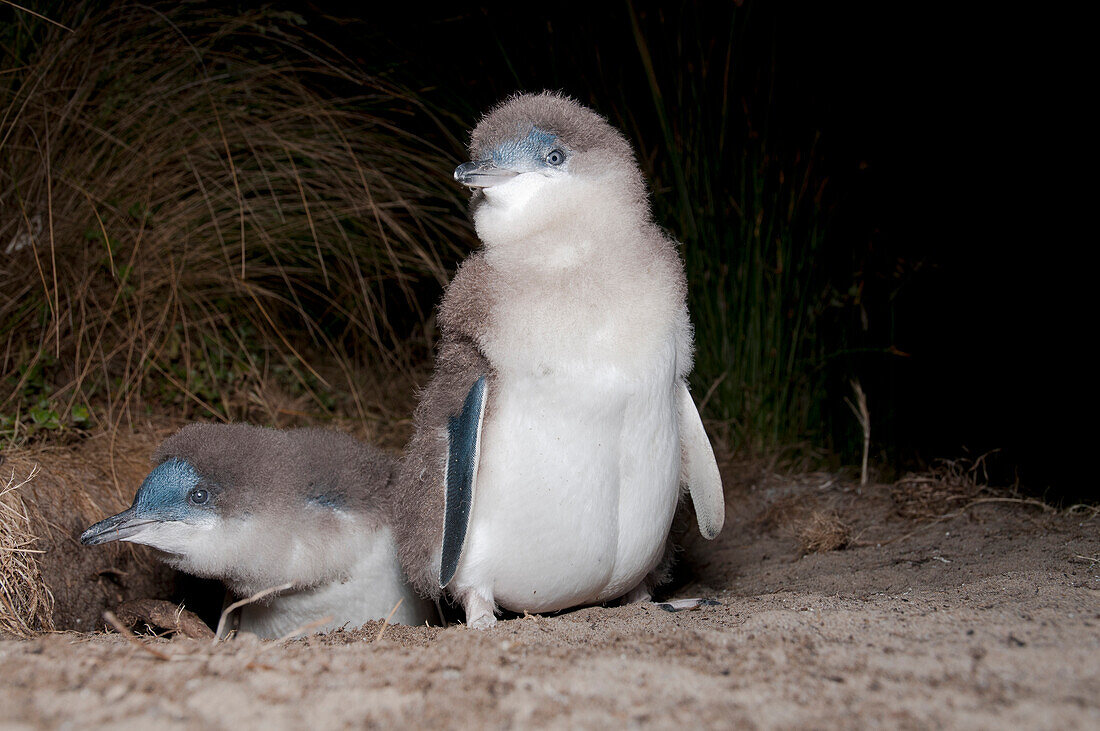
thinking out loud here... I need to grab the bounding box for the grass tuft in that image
[0,4,472,443]
[0,464,55,636]
[795,509,851,555]
[622,3,859,459]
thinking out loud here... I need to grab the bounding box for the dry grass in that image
[0,463,55,636]
[0,4,473,441]
[892,453,996,520]
[795,510,851,555]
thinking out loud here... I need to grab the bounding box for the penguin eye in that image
[189,488,209,506]
[545,149,565,166]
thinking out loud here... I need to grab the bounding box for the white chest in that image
[238,527,434,638]
[454,266,684,613]
[480,262,678,380]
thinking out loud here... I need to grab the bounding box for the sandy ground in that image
[2,468,1098,729]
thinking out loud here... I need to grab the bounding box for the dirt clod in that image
[112,599,214,640]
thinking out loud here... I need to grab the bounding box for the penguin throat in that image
[474,172,642,270]
[484,230,598,272]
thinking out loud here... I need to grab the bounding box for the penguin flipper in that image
[439,375,488,588]
[678,381,725,539]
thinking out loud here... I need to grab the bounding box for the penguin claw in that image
[655,598,721,613]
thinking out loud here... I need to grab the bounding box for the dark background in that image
[2,1,1084,501]
[310,2,1076,497]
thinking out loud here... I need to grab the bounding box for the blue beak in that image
[454,160,519,188]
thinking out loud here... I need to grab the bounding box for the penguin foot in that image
[467,613,497,630]
[462,591,497,630]
[655,598,721,613]
[623,585,653,604]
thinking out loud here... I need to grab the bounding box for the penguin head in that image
[455,91,647,263]
[80,423,394,596]
[80,456,222,553]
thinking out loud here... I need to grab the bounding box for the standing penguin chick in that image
[81,424,435,638]
[394,92,724,628]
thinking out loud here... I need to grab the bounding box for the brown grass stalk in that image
[0,465,56,636]
[1,4,473,441]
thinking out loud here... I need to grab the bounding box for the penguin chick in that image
[81,423,435,638]
[393,91,724,628]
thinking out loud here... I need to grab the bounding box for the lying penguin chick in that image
[393,91,725,628]
[81,423,435,638]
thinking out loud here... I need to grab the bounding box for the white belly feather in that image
[239,527,434,638]
[451,260,684,613]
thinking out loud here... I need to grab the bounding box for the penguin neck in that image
[482,208,647,276]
